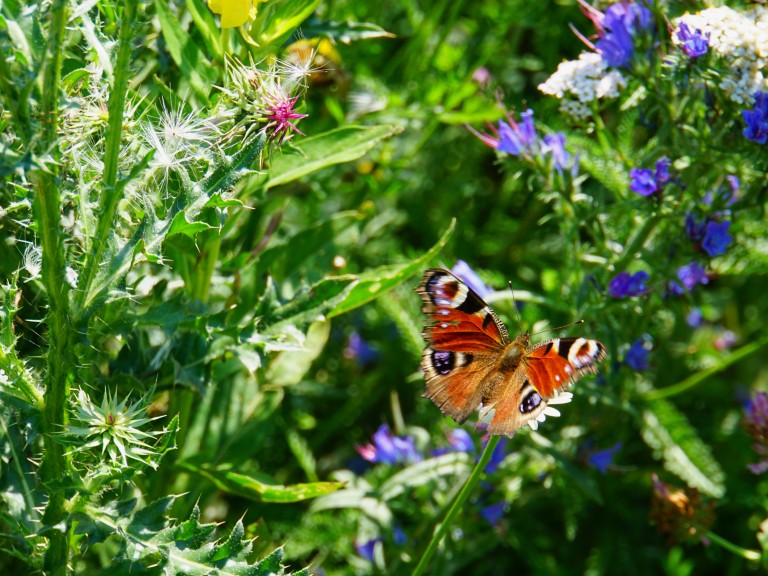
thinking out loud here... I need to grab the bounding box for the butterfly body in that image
[417,268,606,437]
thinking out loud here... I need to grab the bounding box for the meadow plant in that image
[2,0,768,575]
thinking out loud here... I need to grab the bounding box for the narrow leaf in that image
[264,125,402,189]
[327,218,455,318]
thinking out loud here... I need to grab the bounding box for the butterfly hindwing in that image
[484,336,606,436]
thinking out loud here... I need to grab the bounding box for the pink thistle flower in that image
[264,87,308,144]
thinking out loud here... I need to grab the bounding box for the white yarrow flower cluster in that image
[538,52,627,120]
[674,6,768,104]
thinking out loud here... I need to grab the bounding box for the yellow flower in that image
[208,0,257,28]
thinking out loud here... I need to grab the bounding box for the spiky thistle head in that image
[64,388,167,470]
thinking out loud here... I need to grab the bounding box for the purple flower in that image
[483,436,508,474]
[542,132,572,173]
[447,428,475,453]
[595,2,652,68]
[608,270,649,298]
[356,424,422,465]
[264,87,308,144]
[745,392,768,474]
[480,501,507,526]
[654,157,671,185]
[470,109,539,156]
[743,92,768,144]
[702,221,733,257]
[714,330,737,350]
[629,168,658,196]
[472,66,491,87]
[727,175,740,203]
[685,212,706,241]
[676,261,709,291]
[452,260,493,299]
[587,442,622,473]
[344,331,379,367]
[625,338,650,371]
[686,307,703,328]
[392,525,407,546]
[630,157,671,196]
[355,538,379,562]
[677,22,709,58]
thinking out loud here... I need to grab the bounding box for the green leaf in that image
[266,320,331,387]
[300,19,396,44]
[264,125,403,189]
[178,463,344,503]
[641,398,725,497]
[154,0,216,101]
[250,0,322,47]
[261,275,359,329]
[327,218,455,318]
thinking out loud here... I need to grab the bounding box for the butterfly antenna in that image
[531,319,585,337]
[508,280,524,336]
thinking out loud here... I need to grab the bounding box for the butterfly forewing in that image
[417,269,508,423]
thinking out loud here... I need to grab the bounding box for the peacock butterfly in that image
[417,268,607,437]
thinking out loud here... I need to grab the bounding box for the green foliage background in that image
[0,0,767,574]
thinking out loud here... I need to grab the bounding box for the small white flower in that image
[538,52,627,119]
[674,6,768,103]
[22,244,42,280]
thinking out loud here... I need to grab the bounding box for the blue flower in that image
[608,271,649,298]
[630,157,671,196]
[355,538,379,562]
[587,442,622,474]
[452,260,493,299]
[676,22,709,58]
[480,501,507,526]
[629,168,657,196]
[344,331,379,367]
[685,212,705,241]
[686,307,703,328]
[743,92,768,144]
[542,132,572,173]
[676,261,708,291]
[483,436,508,474]
[356,424,422,465]
[702,221,733,257]
[392,524,408,546]
[447,428,475,453]
[625,338,650,371]
[654,157,671,185]
[596,1,652,68]
[470,109,540,156]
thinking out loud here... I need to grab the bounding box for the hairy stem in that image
[75,0,138,318]
[412,436,501,576]
[36,0,71,572]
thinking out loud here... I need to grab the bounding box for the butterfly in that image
[416,268,607,437]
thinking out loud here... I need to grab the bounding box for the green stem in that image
[36,1,71,572]
[706,531,761,562]
[645,334,768,401]
[75,0,138,318]
[412,436,501,576]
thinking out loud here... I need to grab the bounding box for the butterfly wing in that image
[417,269,510,424]
[486,337,607,437]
